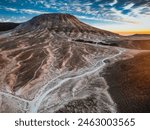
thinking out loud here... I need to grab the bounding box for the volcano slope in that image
[0,13,148,113]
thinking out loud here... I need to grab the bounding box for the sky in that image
[0,0,150,35]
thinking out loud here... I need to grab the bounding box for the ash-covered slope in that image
[15,13,119,41]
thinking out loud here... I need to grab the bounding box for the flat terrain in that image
[103,52,150,112]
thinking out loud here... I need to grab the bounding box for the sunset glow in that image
[115,30,150,36]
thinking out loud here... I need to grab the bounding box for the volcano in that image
[0,13,122,112]
[15,13,119,41]
[1,13,148,113]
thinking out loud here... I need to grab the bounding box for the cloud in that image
[110,7,138,23]
[75,15,126,24]
[0,0,150,30]
[0,17,11,22]
[10,0,17,2]
[109,0,118,6]
[128,5,150,17]
[124,3,134,10]
[20,9,49,14]
[1,6,49,15]
[0,16,28,22]
[4,7,18,12]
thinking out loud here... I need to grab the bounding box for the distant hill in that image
[128,34,150,39]
[0,22,20,31]
[131,34,150,37]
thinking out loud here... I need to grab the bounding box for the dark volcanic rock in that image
[0,22,20,32]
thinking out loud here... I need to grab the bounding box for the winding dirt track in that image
[29,46,125,112]
[0,14,130,112]
[0,42,124,112]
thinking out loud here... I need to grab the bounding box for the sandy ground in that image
[103,51,150,112]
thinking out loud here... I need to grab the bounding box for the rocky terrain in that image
[0,13,149,112]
